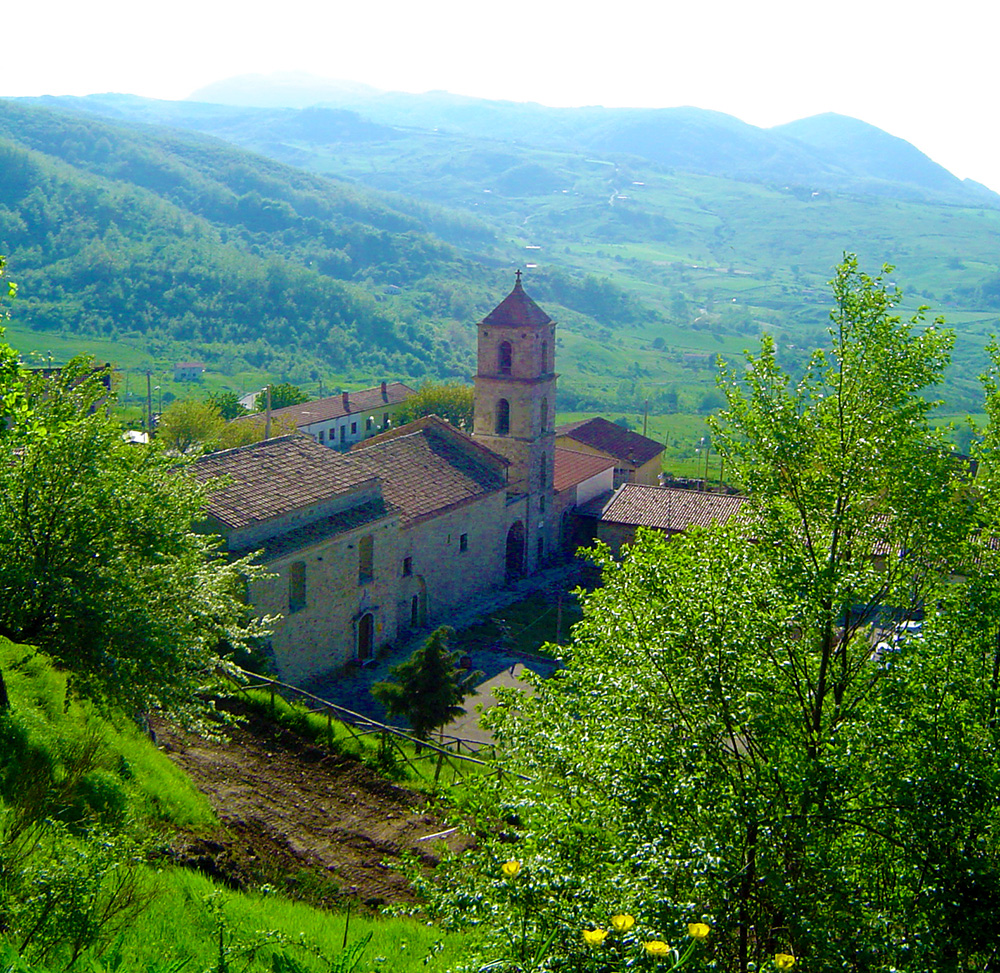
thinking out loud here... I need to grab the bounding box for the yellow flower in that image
[583,928,608,946]
[687,922,711,941]
[643,940,672,958]
[774,954,796,970]
[501,860,521,879]
[611,914,635,932]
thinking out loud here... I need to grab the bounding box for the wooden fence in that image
[220,666,529,788]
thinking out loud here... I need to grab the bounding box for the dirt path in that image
[152,702,470,907]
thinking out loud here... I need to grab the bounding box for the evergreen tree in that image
[371,627,481,740]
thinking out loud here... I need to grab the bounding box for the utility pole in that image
[264,385,272,439]
[146,370,153,435]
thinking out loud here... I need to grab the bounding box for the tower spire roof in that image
[482,272,552,327]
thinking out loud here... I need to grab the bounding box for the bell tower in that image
[473,271,557,573]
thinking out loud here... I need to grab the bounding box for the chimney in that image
[342,391,349,410]
[381,380,387,400]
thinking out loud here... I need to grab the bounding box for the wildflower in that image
[643,940,672,958]
[687,922,710,940]
[774,954,796,970]
[583,928,608,946]
[611,914,635,932]
[501,860,521,879]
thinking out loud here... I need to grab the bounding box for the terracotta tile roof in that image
[255,499,393,560]
[576,484,747,531]
[554,447,615,493]
[191,435,378,530]
[349,418,508,525]
[482,278,552,328]
[238,382,417,428]
[556,416,664,467]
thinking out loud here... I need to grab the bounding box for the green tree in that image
[394,383,474,432]
[437,256,998,972]
[0,355,266,718]
[207,389,248,420]
[254,383,309,412]
[371,627,480,741]
[156,398,226,453]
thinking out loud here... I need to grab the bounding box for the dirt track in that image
[152,703,470,907]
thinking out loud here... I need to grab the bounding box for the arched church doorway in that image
[357,612,374,661]
[505,521,526,580]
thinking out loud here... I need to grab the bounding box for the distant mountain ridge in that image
[179,73,999,209]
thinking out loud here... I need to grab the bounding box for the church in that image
[193,274,562,685]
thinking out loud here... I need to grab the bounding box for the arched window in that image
[498,341,512,376]
[358,534,374,584]
[496,398,510,435]
[540,396,548,432]
[540,462,547,490]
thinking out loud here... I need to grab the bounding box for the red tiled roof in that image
[576,484,746,531]
[190,435,378,530]
[348,418,508,525]
[238,382,417,428]
[554,447,615,493]
[482,278,552,328]
[556,416,664,467]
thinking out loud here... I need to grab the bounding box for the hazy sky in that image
[8,0,1000,193]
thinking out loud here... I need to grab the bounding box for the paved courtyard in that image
[304,563,575,741]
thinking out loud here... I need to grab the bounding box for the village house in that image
[555,416,665,487]
[239,381,418,449]
[575,482,746,556]
[173,361,206,382]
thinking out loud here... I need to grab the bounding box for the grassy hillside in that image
[0,638,470,971]
[5,94,1000,425]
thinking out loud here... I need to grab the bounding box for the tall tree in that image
[0,354,266,719]
[254,383,309,412]
[438,256,998,973]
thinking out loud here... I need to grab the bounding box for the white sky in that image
[7,0,1000,193]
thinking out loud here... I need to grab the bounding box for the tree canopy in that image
[0,312,266,717]
[430,256,1000,972]
[393,382,474,432]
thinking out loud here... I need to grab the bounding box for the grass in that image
[0,638,215,829]
[107,868,470,973]
[448,590,584,659]
[0,640,475,972]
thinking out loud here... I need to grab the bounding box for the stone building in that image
[193,276,562,684]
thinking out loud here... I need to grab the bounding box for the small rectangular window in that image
[318,430,325,442]
[351,421,357,435]
[340,427,346,443]
[366,416,373,431]
[358,535,374,584]
[460,533,468,552]
[402,556,413,577]
[289,561,306,613]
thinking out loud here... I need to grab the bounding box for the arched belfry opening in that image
[496,398,510,435]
